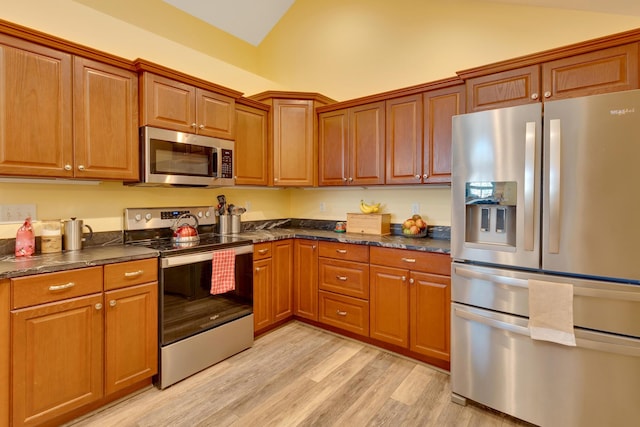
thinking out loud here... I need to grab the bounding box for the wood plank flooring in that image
[65,321,530,427]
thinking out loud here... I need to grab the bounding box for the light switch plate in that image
[0,204,37,223]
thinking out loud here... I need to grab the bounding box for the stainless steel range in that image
[124,206,254,389]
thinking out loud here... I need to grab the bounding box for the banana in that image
[360,200,381,214]
[360,200,374,213]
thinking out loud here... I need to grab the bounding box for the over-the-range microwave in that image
[133,126,234,187]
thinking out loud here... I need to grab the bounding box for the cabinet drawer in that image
[11,267,103,309]
[318,291,369,337]
[253,242,272,260]
[319,258,369,299]
[104,258,158,291]
[318,241,369,262]
[370,247,450,275]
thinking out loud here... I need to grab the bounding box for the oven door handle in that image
[161,244,254,268]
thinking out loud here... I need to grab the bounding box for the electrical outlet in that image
[411,203,420,215]
[319,202,326,212]
[0,204,37,223]
[245,201,251,212]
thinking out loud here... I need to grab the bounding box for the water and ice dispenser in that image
[464,181,517,248]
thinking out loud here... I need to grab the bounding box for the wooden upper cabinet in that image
[541,43,639,101]
[318,102,385,186]
[385,94,423,185]
[318,109,349,186]
[272,99,315,186]
[423,84,465,184]
[465,65,540,112]
[464,43,639,112]
[235,100,270,186]
[0,35,73,178]
[140,72,235,139]
[73,57,139,180]
[349,102,385,185]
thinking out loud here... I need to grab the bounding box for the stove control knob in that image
[145,213,152,221]
[205,211,211,218]
[197,211,204,218]
[134,214,142,222]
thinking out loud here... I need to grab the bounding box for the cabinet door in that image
[466,65,540,112]
[423,85,465,184]
[0,280,8,427]
[0,35,73,178]
[196,88,235,139]
[385,95,423,184]
[293,239,318,321]
[73,57,139,180]
[272,239,293,322]
[235,103,269,186]
[541,43,639,101]
[318,109,349,186]
[409,272,450,361]
[349,102,385,185]
[141,72,196,133]
[253,258,272,333]
[369,265,409,347]
[105,282,158,395]
[272,99,315,186]
[11,294,103,427]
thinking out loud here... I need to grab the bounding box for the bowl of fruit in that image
[401,214,427,237]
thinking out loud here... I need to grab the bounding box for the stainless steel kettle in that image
[63,218,93,251]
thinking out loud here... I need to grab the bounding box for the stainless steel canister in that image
[63,218,93,251]
[231,214,241,234]
[218,215,231,235]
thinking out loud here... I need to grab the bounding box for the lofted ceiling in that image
[159,0,640,46]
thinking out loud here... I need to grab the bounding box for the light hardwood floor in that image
[66,321,530,427]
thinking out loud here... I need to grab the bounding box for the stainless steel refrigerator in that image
[451,90,640,427]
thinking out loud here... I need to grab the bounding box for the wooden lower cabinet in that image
[12,293,104,427]
[318,291,369,336]
[369,247,451,363]
[0,280,8,427]
[369,265,409,347]
[9,259,158,427]
[253,240,294,334]
[293,239,318,321]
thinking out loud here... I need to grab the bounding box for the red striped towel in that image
[211,249,236,295]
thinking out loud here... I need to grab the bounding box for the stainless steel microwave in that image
[135,126,234,187]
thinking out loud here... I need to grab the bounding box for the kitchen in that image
[1,0,640,426]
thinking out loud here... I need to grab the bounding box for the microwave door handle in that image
[524,121,536,251]
[548,119,561,254]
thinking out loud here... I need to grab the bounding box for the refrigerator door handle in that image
[524,121,537,251]
[454,265,640,301]
[548,119,562,253]
[454,305,640,356]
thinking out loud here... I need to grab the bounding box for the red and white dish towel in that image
[210,249,236,295]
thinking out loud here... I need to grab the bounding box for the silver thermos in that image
[63,218,93,251]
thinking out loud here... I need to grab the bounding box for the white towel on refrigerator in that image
[527,279,576,346]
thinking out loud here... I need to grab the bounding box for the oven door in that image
[159,244,253,346]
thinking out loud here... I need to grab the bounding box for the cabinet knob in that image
[422,174,428,179]
[401,276,406,282]
[348,177,353,182]
[336,309,347,316]
[336,275,348,281]
[409,278,415,284]
[544,91,552,98]
[255,267,261,272]
[342,177,348,182]
[191,123,197,128]
[78,165,86,171]
[199,124,204,129]
[312,245,316,250]
[531,93,539,100]
[274,177,279,182]
[95,303,103,310]
[109,300,117,307]
[415,174,421,180]
[64,164,72,171]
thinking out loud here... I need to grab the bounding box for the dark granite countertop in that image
[0,226,450,279]
[0,245,159,279]
[238,228,451,254]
